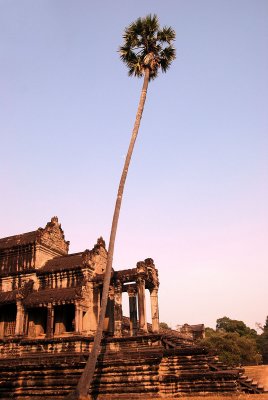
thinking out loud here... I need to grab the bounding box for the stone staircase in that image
[158,349,240,396]
[243,365,268,392]
[0,333,245,399]
[163,329,266,395]
[0,332,265,399]
[0,339,162,399]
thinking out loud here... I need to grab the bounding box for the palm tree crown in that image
[119,14,176,80]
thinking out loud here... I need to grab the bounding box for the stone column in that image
[150,287,159,333]
[46,303,54,338]
[127,286,137,336]
[107,286,115,336]
[75,302,80,333]
[79,307,83,332]
[114,280,122,337]
[15,300,25,335]
[137,277,147,332]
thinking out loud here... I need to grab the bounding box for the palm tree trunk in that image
[72,67,150,398]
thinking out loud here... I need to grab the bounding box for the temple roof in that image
[23,287,82,306]
[0,231,38,250]
[0,290,18,305]
[39,253,84,273]
[0,217,69,255]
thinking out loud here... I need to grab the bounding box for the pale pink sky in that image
[1,0,267,329]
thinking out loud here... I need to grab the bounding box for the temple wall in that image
[0,245,34,275]
[34,244,66,269]
[0,220,161,344]
[40,270,84,290]
[0,335,160,359]
[1,273,38,292]
[0,337,92,358]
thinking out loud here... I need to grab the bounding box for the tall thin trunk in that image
[71,67,150,399]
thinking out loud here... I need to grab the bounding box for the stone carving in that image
[38,216,69,254]
[82,240,107,277]
[136,261,147,282]
[147,266,159,289]
[144,258,155,268]
[97,236,106,248]
[82,249,93,267]
[17,279,34,300]
[127,285,137,297]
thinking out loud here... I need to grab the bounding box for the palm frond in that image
[159,46,176,73]
[143,14,159,37]
[160,45,176,62]
[157,26,176,44]
[120,14,176,80]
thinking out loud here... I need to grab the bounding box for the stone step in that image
[0,334,259,399]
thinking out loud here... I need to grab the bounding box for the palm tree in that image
[71,14,176,399]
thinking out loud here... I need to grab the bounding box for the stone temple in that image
[0,217,264,398]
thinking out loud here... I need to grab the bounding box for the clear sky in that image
[1,0,267,330]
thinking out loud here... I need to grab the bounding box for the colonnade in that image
[113,278,159,337]
[12,301,80,338]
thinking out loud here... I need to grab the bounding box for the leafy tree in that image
[205,327,217,337]
[199,317,263,367]
[264,315,268,330]
[216,316,257,337]
[71,15,176,399]
[257,331,268,364]
[160,322,171,330]
[199,330,262,366]
[256,316,268,333]
[257,316,268,364]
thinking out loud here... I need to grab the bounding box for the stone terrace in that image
[0,333,245,399]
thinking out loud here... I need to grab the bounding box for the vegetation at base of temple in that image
[200,329,261,366]
[256,316,268,364]
[198,316,268,366]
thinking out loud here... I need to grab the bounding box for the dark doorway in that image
[27,307,47,337]
[54,304,75,334]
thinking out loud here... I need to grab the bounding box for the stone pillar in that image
[150,287,159,333]
[127,286,137,336]
[114,280,122,337]
[79,307,83,332]
[46,303,54,338]
[15,300,25,335]
[75,302,80,333]
[107,286,115,336]
[137,277,147,332]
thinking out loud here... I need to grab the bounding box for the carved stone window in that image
[5,320,16,336]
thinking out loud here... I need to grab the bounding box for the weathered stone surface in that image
[0,333,261,399]
[0,218,160,341]
[0,219,264,398]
